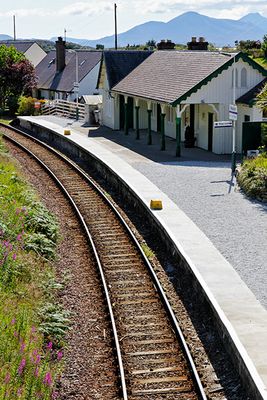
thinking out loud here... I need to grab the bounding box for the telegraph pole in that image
[114,3,118,50]
[13,15,16,41]
[231,55,237,173]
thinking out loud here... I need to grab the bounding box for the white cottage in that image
[0,40,46,66]
[35,37,102,101]
[97,50,153,130]
[111,51,267,154]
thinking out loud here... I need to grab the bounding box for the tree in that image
[256,82,267,113]
[96,44,104,50]
[0,45,37,112]
[262,35,267,58]
[146,39,156,48]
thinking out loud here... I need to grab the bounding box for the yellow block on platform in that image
[150,200,163,210]
[64,129,71,135]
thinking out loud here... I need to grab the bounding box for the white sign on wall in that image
[229,104,237,120]
[214,121,233,128]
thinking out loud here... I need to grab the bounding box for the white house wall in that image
[183,59,264,153]
[101,74,117,129]
[68,62,101,102]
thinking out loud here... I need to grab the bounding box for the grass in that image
[0,137,67,399]
[0,115,14,125]
[237,153,267,200]
[141,243,155,259]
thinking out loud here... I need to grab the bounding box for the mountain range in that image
[1,11,267,49]
[52,11,267,48]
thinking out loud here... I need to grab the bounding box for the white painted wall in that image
[182,59,264,153]
[25,43,46,67]
[68,62,101,102]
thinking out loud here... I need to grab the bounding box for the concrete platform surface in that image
[17,116,267,398]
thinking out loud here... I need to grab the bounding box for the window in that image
[232,68,239,88]
[241,68,247,88]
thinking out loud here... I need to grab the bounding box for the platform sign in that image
[229,104,237,120]
[214,121,233,128]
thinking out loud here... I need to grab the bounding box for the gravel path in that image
[132,160,267,309]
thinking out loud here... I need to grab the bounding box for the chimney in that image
[56,36,66,72]
[187,37,208,51]
[157,39,175,50]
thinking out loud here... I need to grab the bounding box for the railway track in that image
[1,123,207,400]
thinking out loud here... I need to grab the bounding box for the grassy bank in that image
[0,137,68,399]
[237,153,267,201]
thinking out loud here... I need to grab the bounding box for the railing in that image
[41,99,86,121]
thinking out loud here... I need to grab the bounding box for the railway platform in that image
[17,115,267,399]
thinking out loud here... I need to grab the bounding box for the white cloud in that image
[0,8,49,18]
[60,1,113,16]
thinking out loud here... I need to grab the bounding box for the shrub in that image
[238,154,267,199]
[17,96,38,116]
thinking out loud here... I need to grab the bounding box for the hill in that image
[52,11,267,48]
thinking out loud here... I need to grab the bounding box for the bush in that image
[238,154,267,199]
[261,123,267,149]
[17,96,39,116]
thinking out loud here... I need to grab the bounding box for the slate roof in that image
[102,50,153,89]
[0,40,35,53]
[112,51,266,105]
[36,50,102,92]
[236,78,267,105]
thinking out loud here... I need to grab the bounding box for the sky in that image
[1,0,267,40]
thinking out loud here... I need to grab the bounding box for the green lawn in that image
[253,57,267,69]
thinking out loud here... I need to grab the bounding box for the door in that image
[208,113,213,151]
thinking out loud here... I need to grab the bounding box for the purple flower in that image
[12,253,17,260]
[11,318,16,325]
[4,373,11,384]
[16,234,22,241]
[43,372,53,386]
[20,342,26,353]
[18,358,26,375]
[17,388,23,396]
[34,367,39,377]
[47,341,53,350]
[57,350,63,361]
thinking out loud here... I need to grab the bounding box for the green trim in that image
[161,113,166,151]
[147,109,152,145]
[96,55,104,90]
[171,52,267,106]
[124,102,129,135]
[135,105,140,140]
[175,117,181,157]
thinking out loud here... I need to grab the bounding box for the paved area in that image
[18,116,267,396]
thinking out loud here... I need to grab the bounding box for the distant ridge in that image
[0,34,13,41]
[52,11,267,48]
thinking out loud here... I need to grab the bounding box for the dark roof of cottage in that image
[102,50,153,89]
[36,50,102,92]
[0,40,35,53]
[112,51,267,105]
[236,78,267,105]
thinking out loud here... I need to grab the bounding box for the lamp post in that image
[231,55,237,173]
[69,50,79,120]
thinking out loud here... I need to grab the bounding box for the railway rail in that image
[1,123,207,400]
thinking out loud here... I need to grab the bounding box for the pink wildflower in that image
[11,318,16,325]
[34,367,39,377]
[12,253,17,260]
[43,372,53,386]
[16,234,22,241]
[4,373,11,384]
[57,350,63,361]
[47,341,53,350]
[18,358,26,375]
[20,342,26,353]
